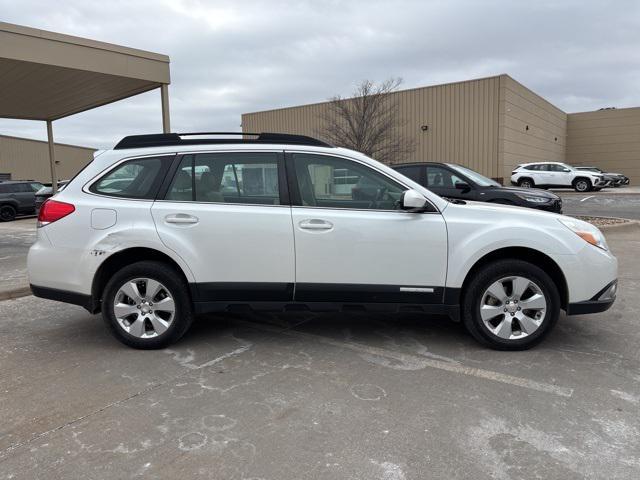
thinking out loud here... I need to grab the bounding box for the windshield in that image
[447,164,501,187]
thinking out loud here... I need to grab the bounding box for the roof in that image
[0,22,170,121]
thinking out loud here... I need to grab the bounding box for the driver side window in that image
[291,153,405,210]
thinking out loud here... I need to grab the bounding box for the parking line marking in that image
[237,320,574,398]
[581,195,594,202]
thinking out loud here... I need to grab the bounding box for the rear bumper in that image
[566,280,617,316]
[30,284,98,313]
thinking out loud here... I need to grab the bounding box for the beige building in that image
[242,74,638,184]
[0,134,95,182]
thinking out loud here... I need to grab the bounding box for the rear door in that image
[152,151,295,304]
[13,183,36,211]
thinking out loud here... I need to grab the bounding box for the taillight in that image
[37,199,75,227]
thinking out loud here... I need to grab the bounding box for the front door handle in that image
[165,213,199,224]
[299,219,333,230]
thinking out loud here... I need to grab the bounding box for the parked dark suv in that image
[0,180,44,221]
[393,162,562,213]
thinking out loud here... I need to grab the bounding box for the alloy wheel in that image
[520,180,532,188]
[113,278,176,338]
[575,180,589,192]
[479,276,547,340]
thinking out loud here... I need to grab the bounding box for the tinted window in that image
[292,153,404,210]
[426,165,464,188]
[166,152,281,205]
[548,164,567,172]
[91,157,168,199]
[0,184,8,193]
[16,183,33,193]
[395,165,422,182]
[525,164,543,171]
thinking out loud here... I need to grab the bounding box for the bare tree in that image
[318,78,415,164]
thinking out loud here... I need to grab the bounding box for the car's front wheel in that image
[573,178,591,192]
[102,261,194,349]
[462,259,560,350]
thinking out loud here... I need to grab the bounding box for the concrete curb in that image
[0,285,31,301]
[599,220,640,233]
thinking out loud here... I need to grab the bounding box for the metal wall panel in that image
[567,107,640,184]
[498,76,567,181]
[242,76,502,179]
[0,134,94,181]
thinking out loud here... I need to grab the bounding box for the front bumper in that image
[567,280,617,315]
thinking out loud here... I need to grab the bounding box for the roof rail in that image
[113,132,333,150]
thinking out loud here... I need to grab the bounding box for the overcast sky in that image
[1,0,639,149]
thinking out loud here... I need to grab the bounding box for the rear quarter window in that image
[89,156,172,199]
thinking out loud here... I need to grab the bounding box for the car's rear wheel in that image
[518,178,534,188]
[573,178,591,192]
[462,259,560,350]
[0,205,16,222]
[102,261,193,349]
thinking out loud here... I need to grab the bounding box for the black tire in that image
[102,261,194,349]
[0,205,17,222]
[518,178,534,188]
[573,178,591,192]
[461,259,560,350]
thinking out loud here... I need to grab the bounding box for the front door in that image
[152,151,295,304]
[287,152,448,304]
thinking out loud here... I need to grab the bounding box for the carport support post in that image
[161,84,170,133]
[46,120,58,194]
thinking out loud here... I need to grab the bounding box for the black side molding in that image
[566,299,614,315]
[30,285,98,313]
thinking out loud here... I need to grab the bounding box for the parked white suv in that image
[511,162,609,192]
[28,133,618,350]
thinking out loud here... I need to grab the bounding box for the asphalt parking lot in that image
[0,225,639,478]
[0,217,35,293]
[558,190,640,220]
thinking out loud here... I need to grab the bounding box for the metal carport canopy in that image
[0,21,171,191]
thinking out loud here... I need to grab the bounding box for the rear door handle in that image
[165,213,199,224]
[299,219,333,230]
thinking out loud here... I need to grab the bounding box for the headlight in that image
[516,194,551,203]
[558,218,609,251]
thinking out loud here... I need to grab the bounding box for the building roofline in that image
[0,134,96,151]
[242,74,508,117]
[0,21,169,63]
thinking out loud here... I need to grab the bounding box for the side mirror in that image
[455,181,471,192]
[562,168,571,172]
[400,189,430,212]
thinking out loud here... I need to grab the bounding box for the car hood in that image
[444,197,564,220]
[486,186,559,199]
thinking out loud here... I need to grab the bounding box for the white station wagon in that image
[28,133,618,350]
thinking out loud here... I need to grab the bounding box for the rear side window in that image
[395,165,422,183]
[165,152,282,205]
[0,184,8,193]
[90,156,171,199]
